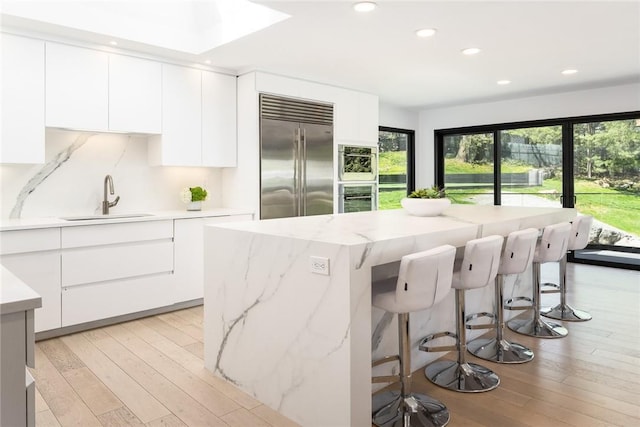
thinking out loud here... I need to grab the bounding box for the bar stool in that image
[541,215,594,321]
[507,222,572,338]
[467,228,539,363]
[371,245,456,427]
[421,235,504,393]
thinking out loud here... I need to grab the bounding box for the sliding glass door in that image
[378,127,415,210]
[435,111,640,270]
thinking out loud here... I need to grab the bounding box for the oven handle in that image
[343,195,373,201]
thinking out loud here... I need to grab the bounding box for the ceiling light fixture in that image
[497,80,511,85]
[204,60,212,65]
[353,2,377,13]
[416,28,437,38]
[562,69,578,75]
[109,41,118,46]
[461,47,481,55]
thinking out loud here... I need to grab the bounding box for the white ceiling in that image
[2,0,639,110]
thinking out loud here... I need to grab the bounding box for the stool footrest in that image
[465,312,496,330]
[541,282,561,294]
[372,355,400,368]
[504,296,533,311]
[419,331,457,353]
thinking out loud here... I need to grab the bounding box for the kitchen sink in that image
[60,213,154,221]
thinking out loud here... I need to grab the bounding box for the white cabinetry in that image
[108,54,162,133]
[45,43,109,131]
[334,90,379,144]
[149,64,237,167]
[45,42,161,133]
[202,71,237,167]
[174,215,252,301]
[60,220,174,326]
[0,34,45,164]
[0,228,61,333]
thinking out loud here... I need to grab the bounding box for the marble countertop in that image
[0,208,254,231]
[210,205,576,246]
[0,266,42,315]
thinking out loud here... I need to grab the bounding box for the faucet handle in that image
[109,196,120,208]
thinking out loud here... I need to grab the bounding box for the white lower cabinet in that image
[60,220,174,327]
[174,215,253,301]
[0,228,61,333]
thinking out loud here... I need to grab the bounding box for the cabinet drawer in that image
[62,240,173,287]
[0,228,60,255]
[61,273,174,326]
[61,220,173,248]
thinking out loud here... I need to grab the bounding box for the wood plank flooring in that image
[31,264,639,426]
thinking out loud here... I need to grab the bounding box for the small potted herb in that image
[401,186,451,216]
[180,186,208,211]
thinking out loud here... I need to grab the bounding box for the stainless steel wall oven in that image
[338,145,378,181]
[338,183,377,213]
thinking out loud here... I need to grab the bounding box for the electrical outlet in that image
[310,256,330,275]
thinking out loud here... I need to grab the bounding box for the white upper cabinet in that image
[0,34,45,164]
[149,64,237,167]
[202,71,237,167]
[45,43,109,131]
[334,89,379,145]
[108,55,161,134]
[45,42,161,133]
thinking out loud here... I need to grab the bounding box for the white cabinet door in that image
[108,54,161,134]
[45,43,109,131]
[359,93,379,142]
[0,253,61,333]
[202,71,237,167]
[334,90,360,142]
[149,64,202,166]
[174,215,253,302]
[0,228,61,333]
[0,34,45,164]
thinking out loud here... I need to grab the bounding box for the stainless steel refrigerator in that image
[260,94,334,220]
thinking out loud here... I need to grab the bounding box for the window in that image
[435,112,640,270]
[378,127,415,210]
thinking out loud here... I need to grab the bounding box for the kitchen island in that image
[203,205,575,427]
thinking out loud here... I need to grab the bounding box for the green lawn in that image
[449,178,640,236]
[379,151,407,174]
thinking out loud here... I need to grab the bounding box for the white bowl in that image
[400,197,451,216]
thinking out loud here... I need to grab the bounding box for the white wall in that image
[416,82,640,188]
[0,130,222,219]
[379,102,419,131]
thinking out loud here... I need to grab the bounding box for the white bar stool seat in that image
[508,222,572,338]
[541,215,594,321]
[371,245,456,427]
[467,228,539,363]
[421,235,504,393]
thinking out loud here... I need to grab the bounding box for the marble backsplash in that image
[0,130,223,219]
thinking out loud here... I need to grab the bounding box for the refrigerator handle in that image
[294,128,301,216]
[301,128,307,216]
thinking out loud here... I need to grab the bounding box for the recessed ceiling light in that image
[353,2,377,13]
[497,80,511,85]
[109,41,118,46]
[461,47,481,55]
[562,69,578,75]
[416,28,437,38]
[204,60,212,65]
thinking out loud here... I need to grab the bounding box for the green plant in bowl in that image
[407,186,446,199]
[189,186,208,202]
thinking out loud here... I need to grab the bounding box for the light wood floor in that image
[32,264,639,427]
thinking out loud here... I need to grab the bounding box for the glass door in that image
[378,127,414,209]
[500,125,563,208]
[571,118,640,265]
[442,133,494,205]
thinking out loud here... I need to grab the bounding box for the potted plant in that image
[401,186,451,216]
[181,186,208,211]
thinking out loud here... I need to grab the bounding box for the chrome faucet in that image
[102,174,120,214]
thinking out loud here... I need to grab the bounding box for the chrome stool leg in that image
[467,276,534,363]
[422,290,500,392]
[373,313,450,427]
[508,262,568,338]
[541,255,592,321]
